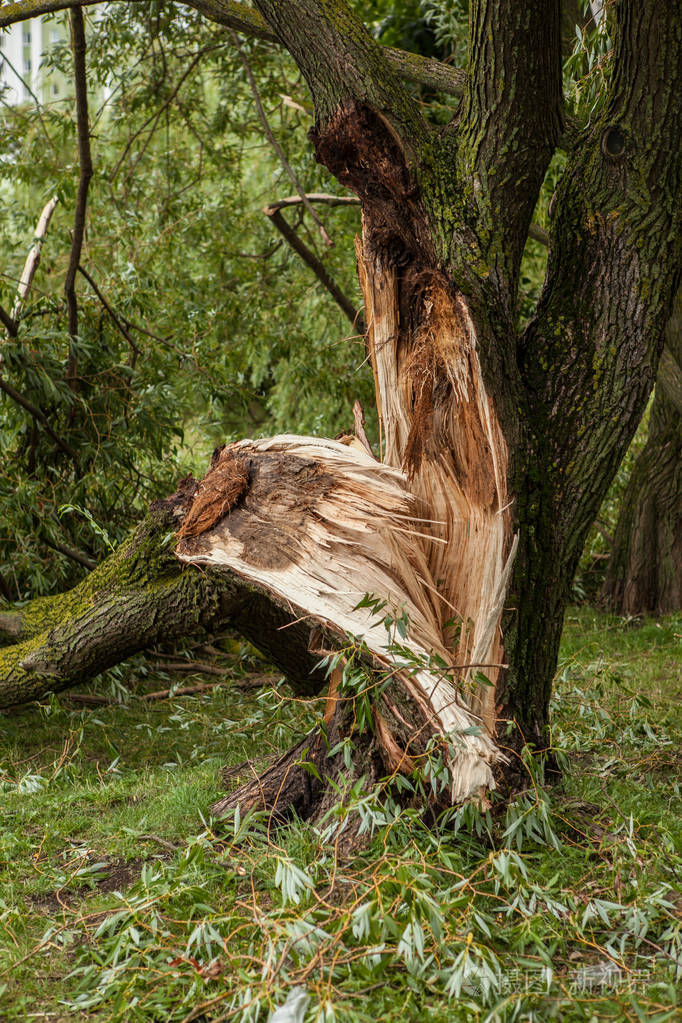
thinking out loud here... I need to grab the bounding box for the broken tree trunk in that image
[175,436,503,809]
[0,437,504,822]
[1,0,681,830]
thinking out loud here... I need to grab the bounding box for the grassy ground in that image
[0,609,680,1022]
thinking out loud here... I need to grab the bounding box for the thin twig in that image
[232,32,332,246]
[77,265,141,360]
[137,833,181,852]
[64,6,93,390]
[265,207,364,330]
[152,660,226,676]
[0,376,79,463]
[0,47,58,154]
[141,682,225,701]
[65,692,115,706]
[109,47,209,183]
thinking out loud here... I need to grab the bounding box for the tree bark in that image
[602,291,682,614]
[0,479,328,708]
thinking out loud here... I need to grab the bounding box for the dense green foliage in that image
[0,610,680,1020]
[1,2,373,598]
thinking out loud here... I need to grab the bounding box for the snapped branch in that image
[10,196,59,324]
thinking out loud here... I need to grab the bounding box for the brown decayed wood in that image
[177,452,251,539]
[310,102,434,265]
[178,449,338,569]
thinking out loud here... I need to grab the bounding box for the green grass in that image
[0,610,680,1022]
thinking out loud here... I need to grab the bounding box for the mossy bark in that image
[0,497,328,709]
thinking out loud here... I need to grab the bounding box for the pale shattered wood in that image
[11,196,59,323]
[357,239,516,735]
[176,435,503,802]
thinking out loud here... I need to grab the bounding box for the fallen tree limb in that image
[0,476,329,707]
[0,435,506,823]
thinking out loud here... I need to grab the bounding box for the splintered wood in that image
[177,453,250,540]
[357,238,516,736]
[176,435,503,802]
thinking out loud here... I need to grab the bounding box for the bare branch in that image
[64,6,93,390]
[264,205,363,330]
[10,196,59,324]
[0,376,79,463]
[232,34,332,246]
[265,192,360,214]
[77,265,140,361]
[109,47,209,183]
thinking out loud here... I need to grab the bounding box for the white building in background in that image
[0,17,68,105]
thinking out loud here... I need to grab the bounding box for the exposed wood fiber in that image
[177,452,251,540]
[177,435,504,802]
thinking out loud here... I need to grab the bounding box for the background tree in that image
[601,292,682,615]
[0,0,680,823]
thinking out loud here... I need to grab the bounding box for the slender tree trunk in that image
[602,292,682,614]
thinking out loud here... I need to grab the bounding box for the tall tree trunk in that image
[602,292,682,614]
